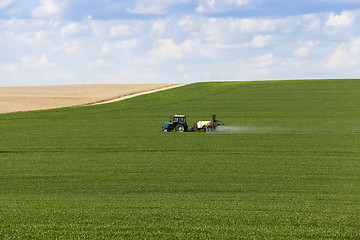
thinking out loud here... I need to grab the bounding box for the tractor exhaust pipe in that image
[212,115,216,127]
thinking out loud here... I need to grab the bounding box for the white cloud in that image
[326,37,360,68]
[178,15,195,30]
[89,20,108,38]
[101,42,112,55]
[109,24,139,38]
[196,0,215,13]
[127,3,166,14]
[151,19,168,36]
[236,18,281,33]
[306,18,322,31]
[326,11,355,27]
[61,71,75,80]
[127,0,190,14]
[150,38,183,59]
[63,39,80,53]
[101,39,139,55]
[3,19,55,33]
[88,59,105,67]
[295,41,315,57]
[242,35,271,48]
[61,22,89,38]
[302,14,323,32]
[16,31,47,45]
[22,54,55,69]
[115,39,139,49]
[226,0,249,6]
[148,38,208,62]
[197,17,282,45]
[32,0,63,18]
[254,53,275,68]
[197,0,250,13]
[4,63,18,72]
[326,45,348,68]
[0,0,14,9]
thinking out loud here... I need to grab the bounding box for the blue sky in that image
[0,0,359,86]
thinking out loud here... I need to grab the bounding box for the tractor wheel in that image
[175,124,185,132]
[206,126,214,132]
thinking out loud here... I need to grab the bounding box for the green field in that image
[1,79,360,239]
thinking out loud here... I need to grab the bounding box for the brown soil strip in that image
[0,84,180,113]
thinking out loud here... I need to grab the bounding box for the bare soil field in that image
[0,84,177,113]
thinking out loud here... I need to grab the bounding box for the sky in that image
[0,0,360,86]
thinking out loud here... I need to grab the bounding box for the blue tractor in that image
[162,115,188,132]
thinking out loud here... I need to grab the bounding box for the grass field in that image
[1,79,360,239]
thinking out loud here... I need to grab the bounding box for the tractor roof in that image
[174,115,186,117]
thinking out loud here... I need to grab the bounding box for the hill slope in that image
[1,79,360,239]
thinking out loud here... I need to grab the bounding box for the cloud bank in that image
[0,0,359,86]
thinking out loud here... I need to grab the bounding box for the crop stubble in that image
[0,84,174,113]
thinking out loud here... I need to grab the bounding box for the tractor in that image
[162,115,224,132]
[162,115,188,132]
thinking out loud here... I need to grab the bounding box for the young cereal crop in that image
[0,79,360,239]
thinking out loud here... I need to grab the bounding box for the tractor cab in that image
[173,115,186,124]
[162,114,188,132]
